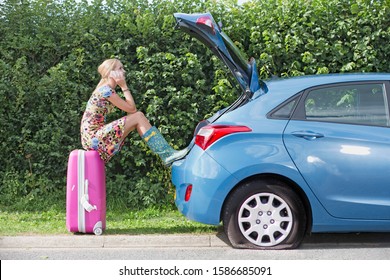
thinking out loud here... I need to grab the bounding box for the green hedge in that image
[0,0,389,211]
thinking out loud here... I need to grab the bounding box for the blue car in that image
[172,13,390,249]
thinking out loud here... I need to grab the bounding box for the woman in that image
[80,58,187,165]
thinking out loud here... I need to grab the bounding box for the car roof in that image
[255,73,390,112]
[265,73,390,94]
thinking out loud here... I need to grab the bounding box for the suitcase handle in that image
[80,179,97,212]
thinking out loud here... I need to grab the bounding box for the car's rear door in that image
[174,13,261,94]
[283,81,390,220]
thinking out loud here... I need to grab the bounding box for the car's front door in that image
[283,81,390,219]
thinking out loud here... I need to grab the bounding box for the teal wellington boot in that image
[142,126,188,166]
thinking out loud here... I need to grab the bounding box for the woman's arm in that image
[107,71,137,114]
[107,90,137,114]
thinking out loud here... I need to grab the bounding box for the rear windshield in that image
[220,32,250,77]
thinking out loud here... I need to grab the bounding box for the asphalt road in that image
[2,233,390,280]
[1,232,390,260]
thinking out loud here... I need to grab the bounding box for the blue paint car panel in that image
[172,77,390,231]
[285,114,390,220]
[172,145,239,225]
[172,12,390,238]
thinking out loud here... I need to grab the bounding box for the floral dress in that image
[81,85,126,162]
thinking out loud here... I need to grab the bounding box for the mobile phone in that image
[110,70,119,78]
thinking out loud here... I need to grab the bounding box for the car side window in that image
[304,83,389,126]
[269,96,299,119]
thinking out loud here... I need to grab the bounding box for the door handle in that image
[291,131,324,140]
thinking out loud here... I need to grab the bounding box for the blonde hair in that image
[97,58,121,87]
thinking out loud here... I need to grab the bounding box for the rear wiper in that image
[245,87,253,99]
[174,17,182,29]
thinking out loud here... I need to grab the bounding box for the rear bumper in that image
[171,146,238,225]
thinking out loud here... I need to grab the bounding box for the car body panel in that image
[171,13,390,235]
[284,120,390,220]
[172,145,239,225]
[174,12,261,94]
[172,74,390,232]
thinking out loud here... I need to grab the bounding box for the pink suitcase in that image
[66,150,106,235]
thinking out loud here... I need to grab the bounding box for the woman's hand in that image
[109,70,127,89]
[107,70,136,113]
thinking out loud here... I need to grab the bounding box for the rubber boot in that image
[142,126,188,166]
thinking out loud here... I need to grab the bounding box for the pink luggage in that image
[66,150,106,235]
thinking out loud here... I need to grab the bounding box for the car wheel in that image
[222,179,307,249]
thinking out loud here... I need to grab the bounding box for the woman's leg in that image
[141,127,189,166]
[122,111,152,140]
[121,111,187,166]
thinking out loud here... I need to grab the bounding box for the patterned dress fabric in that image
[81,85,126,162]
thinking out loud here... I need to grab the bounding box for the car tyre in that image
[222,179,307,250]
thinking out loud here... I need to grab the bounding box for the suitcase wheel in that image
[94,227,103,235]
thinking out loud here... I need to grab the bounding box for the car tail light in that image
[185,185,193,202]
[196,15,215,34]
[195,125,252,150]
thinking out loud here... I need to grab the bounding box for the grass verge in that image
[0,208,219,236]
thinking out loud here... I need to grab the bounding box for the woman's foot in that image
[142,126,188,166]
